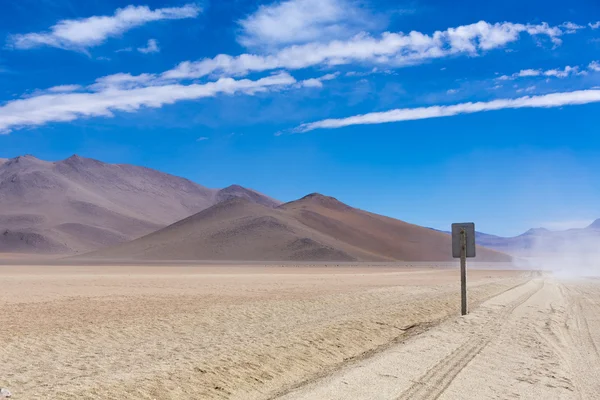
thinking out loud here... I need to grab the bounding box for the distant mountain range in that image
[0,154,511,262]
[82,194,510,262]
[434,221,600,256]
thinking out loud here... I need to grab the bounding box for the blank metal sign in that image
[452,223,476,258]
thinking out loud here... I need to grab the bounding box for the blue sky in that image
[1,0,600,236]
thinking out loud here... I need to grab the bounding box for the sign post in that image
[452,223,476,316]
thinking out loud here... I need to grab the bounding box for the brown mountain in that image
[83,193,511,262]
[0,155,277,254]
[214,184,282,208]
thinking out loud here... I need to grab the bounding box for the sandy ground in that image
[1,264,595,399]
[279,277,600,400]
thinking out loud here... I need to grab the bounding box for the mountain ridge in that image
[82,193,511,262]
[0,154,278,254]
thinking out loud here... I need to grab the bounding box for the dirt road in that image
[278,277,600,400]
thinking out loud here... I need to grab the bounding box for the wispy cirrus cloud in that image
[0,73,295,133]
[7,4,200,52]
[497,65,588,80]
[165,20,568,80]
[138,39,160,54]
[238,0,378,49]
[46,84,83,93]
[294,89,600,132]
[298,72,339,88]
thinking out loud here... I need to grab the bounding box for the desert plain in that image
[1,262,599,399]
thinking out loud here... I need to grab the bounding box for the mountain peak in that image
[285,193,352,211]
[11,154,39,162]
[521,227,550,236]
[586,219,600,230]
[215,184,281,208]
[3,154,45,167]
[58,154,104,169]
[221,184,245,191]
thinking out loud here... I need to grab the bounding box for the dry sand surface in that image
[1,264,598,399]
[279,277,600,400]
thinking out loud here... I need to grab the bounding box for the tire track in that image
[570,289,600,359]
[396,280,544,400]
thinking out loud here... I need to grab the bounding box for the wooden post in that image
[460,228,468,315]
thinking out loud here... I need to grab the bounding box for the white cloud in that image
[47,84,83,93]
[237,0,374,49]
[196,136,209,141]
[589,61,600,72]
[446,89,458,94]
[138,39,160,54]
[516,85,536,93]
[165,21,566,80]
[544,66,582,78]
[518,69,542,77]
[498,65,588,80]
[298,72,340,88]
[589,22,600,29]
[345,68,395,77]
[319,73,339,81]
[0,73,296,133]
[294,89,600,132]
[560,21,585,33]
[8,4,200,51]
[300,78,324,88]
[89,73,158,91]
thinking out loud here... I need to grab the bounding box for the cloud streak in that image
[298,72,339,88]
[165,20,567,80]
[0,73,295,133]
[497,65,587,80]
[294,89,600,132]
[8,4,200,51]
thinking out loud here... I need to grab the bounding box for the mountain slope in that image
[84,194,511,262]
[0,155,277,254]
[281,194,510,262]
[82,197,357,261]
[586,219,600,230]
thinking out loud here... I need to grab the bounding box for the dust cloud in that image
[514,231,600,278]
